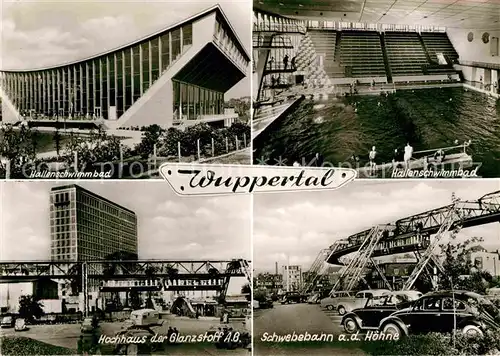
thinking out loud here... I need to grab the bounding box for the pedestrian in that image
[283,54,289,70]
[268,57,275,70]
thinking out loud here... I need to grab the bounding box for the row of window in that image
[52,209,74,218]
[0,23,193,120]
[214,18,248,73]
[77,192,136,223]
[74,208,137,230]
[306,20,446,33]
[51,202,76,211]
[253,11,306,33]
[51,191,74,203]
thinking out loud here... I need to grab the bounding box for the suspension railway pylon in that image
[329,225,389,294]
[301,249,331,294]
[402,199,463,290]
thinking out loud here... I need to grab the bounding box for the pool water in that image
[253,87,500,177]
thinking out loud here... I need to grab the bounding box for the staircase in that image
[308,30,344,78]
[334,32,342,62]
[294,33,331,87]
[417,34,433,63]
[379,33,393,83]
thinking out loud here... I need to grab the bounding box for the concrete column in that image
[92,60,96,115]
[114,54,118,111]
[85,63,90,115]
[139,44,144,96]
[99,58,103,116]
[149,40,153,88]
[158,36,162,73]
[130,48,134,105]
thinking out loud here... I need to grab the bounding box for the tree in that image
[129,290,142,310]
[134,124,165,159]
[438,236,492,294]
[227,122,250,139]
[159,127,184,157]
[0,124,39,177]
[253,288,268,303]
[18,295,44,322]
[241,284,251,301]
[54,130,61,156]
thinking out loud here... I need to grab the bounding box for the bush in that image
[363,332,500,356]
[1,336,75,355]
[154,122,250,158]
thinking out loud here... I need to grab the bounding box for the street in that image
[254,303,366,356]
[0,316,249,355]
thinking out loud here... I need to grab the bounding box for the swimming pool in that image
[253,87,500,178]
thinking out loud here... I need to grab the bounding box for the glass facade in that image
[172,81,224,120]
[49,185,137,262]
[0,21,194,121]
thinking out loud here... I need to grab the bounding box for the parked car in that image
[379,290,500,338]
[307,294,321,304]
[321,289,391,315]
[259,298,274,309]
[130,309,163,327]
[14,318,28,331]
[1,316,14,328]
[81,317,97,333]
[341,291,422,333]
[281,292,307,304]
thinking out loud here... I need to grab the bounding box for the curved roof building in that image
[0,5,250,130]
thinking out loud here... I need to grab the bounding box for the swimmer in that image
[392,148,399,169]
[369,146,377,174]
[404,143,413,169]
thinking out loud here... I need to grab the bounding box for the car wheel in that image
[382,323,402,338]
[338,306,346,315]
[326,305,334,311]
[343,317,359,334]
[462,324,483,337]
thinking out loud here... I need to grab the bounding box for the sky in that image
[254,180,500,274]
[0,0,251,99]
[0,181,251,294]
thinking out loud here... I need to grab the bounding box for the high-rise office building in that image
[282,265,302,291]
[50,184,137,261]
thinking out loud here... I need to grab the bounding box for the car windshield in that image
[388,294,410,305]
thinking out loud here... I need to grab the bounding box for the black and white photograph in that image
[0,181,252,355]
[252,0,500,178]
[0,0,251,179]
[253,180,500,355]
